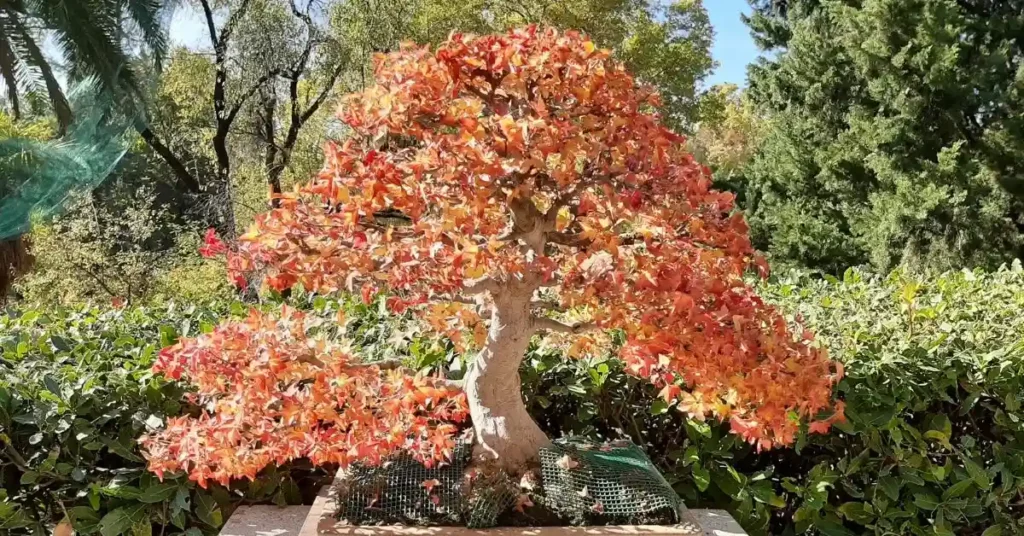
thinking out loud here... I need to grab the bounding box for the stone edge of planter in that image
[256,472,750,536]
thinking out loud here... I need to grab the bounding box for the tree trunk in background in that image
[464,292,551,472]
[0,236,33,303]
[211,128,238,241]
[136,125,201,193]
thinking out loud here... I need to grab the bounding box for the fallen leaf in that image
[422,479,441,493]
[556,454,579,470]
[514,494,534,513]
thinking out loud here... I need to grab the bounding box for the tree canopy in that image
[140,27,842,485]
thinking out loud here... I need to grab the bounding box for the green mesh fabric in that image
[539,437,681,523]
[0,80,135,240]
[333,437,682,528]
[334,439,472,526]
[464,470,516,529]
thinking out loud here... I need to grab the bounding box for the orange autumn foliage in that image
[139,307,468,488]
[143,26,842,486]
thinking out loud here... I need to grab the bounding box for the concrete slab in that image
[221,505,312,536]
[685,511,746,536]
[219,472,747,536]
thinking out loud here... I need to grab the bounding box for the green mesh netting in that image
[335,439,472,526]
[0,80,135,240]
[539,437,681,524]
[333,437,682,528]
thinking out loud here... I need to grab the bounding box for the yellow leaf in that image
[556,208,573,231]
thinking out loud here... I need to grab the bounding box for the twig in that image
[531,316,598,334]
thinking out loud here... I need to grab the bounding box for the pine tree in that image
[737,0,1024,273]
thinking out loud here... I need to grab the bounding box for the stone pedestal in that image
[219,475,747,536]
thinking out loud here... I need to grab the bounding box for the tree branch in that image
[197,0,219,49]
[348,358,406,371]
[219,0,254,47]
[547,231,592,248]
[136,125,201,192]
[439,378,465,390]
[464,278,501,295]
[72,263,119,299]
[530,299,566,313]
[531,316,598,334]
[2,442,31,473]
[300,61,344,124]
[224,69,282,126]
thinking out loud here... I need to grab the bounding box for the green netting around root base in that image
[332,436,682,528]
[539,437,681,524]
[334,439,472,526]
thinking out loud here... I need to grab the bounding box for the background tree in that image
[0,0,173,302]
[138,0,350,236]
[332,0,716,131]
[0,110,49,302]
[688,83,761,194]
[141,28,841,483]
[734,0,1024,274]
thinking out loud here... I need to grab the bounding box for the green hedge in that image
[4,265,1024,535]
[0,304,330,535]
[521,265,1024,535]
[757,266,1024,536]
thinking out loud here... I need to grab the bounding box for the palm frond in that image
[0,20,23,118]
[8,10,71,130]
[31,0,136,95]
[120,0,168,71]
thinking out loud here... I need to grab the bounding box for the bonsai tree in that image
[142,27,843,487]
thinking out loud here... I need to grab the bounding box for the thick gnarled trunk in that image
[464,292,550,472]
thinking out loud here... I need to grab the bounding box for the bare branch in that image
[547,171,614,219]
[300,62,345,124]
[439,378,465,390]
[349,358,406,371]
[547,231,592,248]
[548,231,644,250]
[197,0,219,49]
[219,0,254,47]
[225,68,283,126]
[530,299,566,314]
[531,316,598,334]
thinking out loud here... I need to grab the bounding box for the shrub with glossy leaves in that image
[0,304,330,535]
[520,265,1024,535]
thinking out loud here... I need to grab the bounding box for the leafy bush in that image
[520,265,1024,535]
[5,264,1023,535]
[0,304,330,535]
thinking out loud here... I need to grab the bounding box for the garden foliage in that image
[0,304,329,535]
[3,265,1024,535]
[521,265,1024,535]
[737,0,1024,274]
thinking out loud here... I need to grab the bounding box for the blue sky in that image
[167,1,761,87]
[705,0,760,87]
